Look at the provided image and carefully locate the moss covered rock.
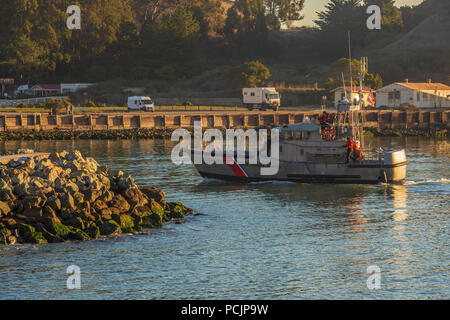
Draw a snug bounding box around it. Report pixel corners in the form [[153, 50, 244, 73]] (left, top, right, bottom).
[[164, 202, 188, 220], [117, 214, 134, 230], [51, 223, 73, 239], [40, 228, 64, 243], [65, 217, 85, 230], [150, 199, 164, 216], [18, 224, 48, 244], [100, 220, 122, 236], [85, 221, 100, 239], [140, 213, 163, 228], [69, 228, 90, 241]]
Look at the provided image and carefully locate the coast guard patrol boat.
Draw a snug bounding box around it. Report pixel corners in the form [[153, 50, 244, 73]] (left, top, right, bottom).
[[191, 117, 407, 184]]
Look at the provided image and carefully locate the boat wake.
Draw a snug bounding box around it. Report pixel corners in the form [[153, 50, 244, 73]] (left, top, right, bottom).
[[404, 178, 450, 186]]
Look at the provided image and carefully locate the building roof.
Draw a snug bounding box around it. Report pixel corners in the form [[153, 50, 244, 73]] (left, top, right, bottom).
[[30, 84, 61, 91], [394, 82, 450, 91], [276, 122, 319, 132], [331, 86, 374, 93]]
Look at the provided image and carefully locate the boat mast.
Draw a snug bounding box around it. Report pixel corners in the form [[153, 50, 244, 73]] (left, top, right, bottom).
[[348, 31, 353, 99], [341, 72, 347, 101], [347, 31, 356, 142], [359, 57, 367, 149]]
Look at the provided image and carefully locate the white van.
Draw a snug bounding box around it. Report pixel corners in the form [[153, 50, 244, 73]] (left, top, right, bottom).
[[127, 96, 155, 112]]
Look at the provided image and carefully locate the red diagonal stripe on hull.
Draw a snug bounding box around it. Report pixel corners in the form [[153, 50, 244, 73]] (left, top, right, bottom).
[[223, 156, 247, 177]]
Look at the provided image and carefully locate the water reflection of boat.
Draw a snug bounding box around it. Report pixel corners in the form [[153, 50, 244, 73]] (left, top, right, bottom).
[[193, 180, 371, 205], [392, 185, 408, 226]]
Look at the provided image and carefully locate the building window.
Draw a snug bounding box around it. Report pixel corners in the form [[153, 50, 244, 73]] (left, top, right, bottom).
[[395, 91, 400, 99], [423, 93, 428, 101], [250, 92, 255, 97], [417, 92, 420, 101]]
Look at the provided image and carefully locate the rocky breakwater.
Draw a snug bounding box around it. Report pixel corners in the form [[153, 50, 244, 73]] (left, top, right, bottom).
[[0, 150, 193, 245]]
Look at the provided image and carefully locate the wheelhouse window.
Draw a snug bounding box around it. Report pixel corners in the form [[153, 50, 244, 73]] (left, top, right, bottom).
[[294, 131, 303, 140], [281, 131, 294, 140]]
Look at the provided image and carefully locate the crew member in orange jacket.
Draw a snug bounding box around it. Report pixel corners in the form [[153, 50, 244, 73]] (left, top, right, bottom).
[[353, 140, 363, 162], [345, 137, 355, 163]]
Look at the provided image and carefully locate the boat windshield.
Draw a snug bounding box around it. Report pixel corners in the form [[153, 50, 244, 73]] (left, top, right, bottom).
[[142, 100, 153, 104], [280, 130, 308, 140], [269, 94, 279, 99]]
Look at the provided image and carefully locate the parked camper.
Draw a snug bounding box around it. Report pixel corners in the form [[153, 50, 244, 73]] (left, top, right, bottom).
[[242, 87, 280, 111], [14, 85, 30, 97], [127, 96, 155, 112]]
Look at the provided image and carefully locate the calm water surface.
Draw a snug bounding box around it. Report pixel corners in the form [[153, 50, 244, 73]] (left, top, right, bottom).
[[0, 137, 448, 299]]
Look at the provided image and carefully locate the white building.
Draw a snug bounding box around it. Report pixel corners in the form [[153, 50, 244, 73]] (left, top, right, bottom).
[[60, 83, 94, 94], [376, 79, 450, 108], [331, 86, 375, 108], [29, 84, 61, 96]]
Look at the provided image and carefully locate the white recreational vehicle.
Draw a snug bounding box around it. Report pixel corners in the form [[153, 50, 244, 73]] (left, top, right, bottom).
[[242, 87, 280, 111], [127, 96, 155, 112]]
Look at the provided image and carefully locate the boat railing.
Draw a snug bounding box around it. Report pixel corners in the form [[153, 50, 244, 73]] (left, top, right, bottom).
[[360, 149, 384, 162]]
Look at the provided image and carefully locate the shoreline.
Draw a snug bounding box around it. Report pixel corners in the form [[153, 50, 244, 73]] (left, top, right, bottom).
[[0, 127, 447, 141]]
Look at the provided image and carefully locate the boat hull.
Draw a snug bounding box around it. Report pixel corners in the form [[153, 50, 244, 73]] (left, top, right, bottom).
[[191, 151, 407, 185]]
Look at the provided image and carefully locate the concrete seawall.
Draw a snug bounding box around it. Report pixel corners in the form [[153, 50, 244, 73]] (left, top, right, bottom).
[[0, 110, 448, 131]]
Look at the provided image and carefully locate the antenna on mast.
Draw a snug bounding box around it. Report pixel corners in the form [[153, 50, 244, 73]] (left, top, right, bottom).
[[342, 72, 347, 101], [348, 31, 352, 103]]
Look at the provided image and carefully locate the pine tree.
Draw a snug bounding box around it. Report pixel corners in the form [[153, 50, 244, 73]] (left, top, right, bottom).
[[314, 0, 366, 60]]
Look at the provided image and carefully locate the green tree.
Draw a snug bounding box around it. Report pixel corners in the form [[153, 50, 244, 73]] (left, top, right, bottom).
[[140, 7, 203, 78], [265, 0, 305, 29], [314, 0, 366, 60], [331, 58, 363, 83], [324, 77, 338, 90], [223, 1, 269, 58], [6, 34, 46, 70], [229, 61, 271, 87], [0, 0, 134, 80], [223, 6, 242, 43], [364, 73, 383, 90]]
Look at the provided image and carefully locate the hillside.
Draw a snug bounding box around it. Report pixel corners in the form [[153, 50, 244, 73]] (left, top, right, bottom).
[[367, 10, 450, 83], [384, 13, 450, 51]]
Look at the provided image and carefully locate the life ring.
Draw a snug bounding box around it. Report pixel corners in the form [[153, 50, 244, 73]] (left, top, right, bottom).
[[321, 127, 336, 141]]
